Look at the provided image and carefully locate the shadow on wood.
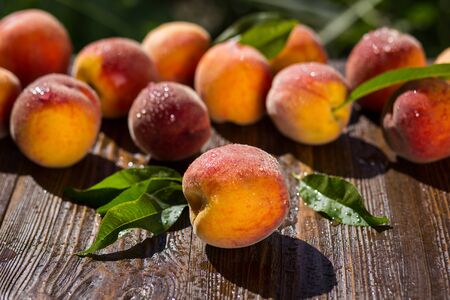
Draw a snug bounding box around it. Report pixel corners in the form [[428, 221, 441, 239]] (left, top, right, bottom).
[[0, 136, 120, 197], [206, 232, 336, 299], [88, 235, 167, 261]]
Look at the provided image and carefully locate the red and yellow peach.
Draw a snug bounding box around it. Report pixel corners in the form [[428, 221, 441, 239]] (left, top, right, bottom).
[[142, 22, 210, 85], [10, 74, 101, 168], [182, 144, 289, 248], [0, 68, 21, 138], [72, 37, 158, 118], [270, 24, 327, 73], [0, 9, 72, 86], [267, 62, 351, 145], [195, 41, 272, 125], [346, 27, 426, 112], [128, 81, 211, 161], [382, 78, 450, 163]]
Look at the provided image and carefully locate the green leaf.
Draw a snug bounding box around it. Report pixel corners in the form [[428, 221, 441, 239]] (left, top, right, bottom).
[[214, 12, 284, 44], [77, 192, 187, 256], [296, 173, 389, 228], [239, 19, 298, 59], [64, 166, 181, 208], [336, 64, 450, 110], [96, 178, 182, 216], [213, 12, 297, 59]]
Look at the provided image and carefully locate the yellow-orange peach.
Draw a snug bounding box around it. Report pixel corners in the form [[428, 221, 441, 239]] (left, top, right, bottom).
[[435, 47, 450, 64], [270, 24, 327, 73], [72, 38, 158, 118], [0, 68, 21, 138], [346, 27, 426, 112], [10, 74, 101, 168], [142, 22, 210, 85], [128, 82, 211, 161], [182, 144, 289, 248], [382, 78, 450, 163], [195, 41, 272, 125], [267, 62, 351, 145], [0, 9, 72, 86]]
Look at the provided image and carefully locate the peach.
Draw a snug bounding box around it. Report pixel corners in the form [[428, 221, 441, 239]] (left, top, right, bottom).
[[266, 62, 351, 145], [195, 41, 272, 125], [270, 24, 327, 73], [10, 74, 101, 168], [72, 38, 158, 118], [435, 47, 450, 64], [0, 68, 21, 138], [128, 81, 211, 161], [382, 78, 450, 163], [0, 9, 72, 86], [182, 144, 289, 248], [142, 22, 210, 85], [346, 27, 426, 112]]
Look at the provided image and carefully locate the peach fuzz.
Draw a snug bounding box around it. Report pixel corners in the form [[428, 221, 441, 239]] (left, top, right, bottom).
[[267, 62, 351, 145], [0, 9, 72, 86], [182, 144, 289, 248], [346, 27, 426, 112], [270, 24, 327, 73], [10, 74, 101, 168], [195, 41, 272, 125], [0, 68, 21, 138], [128, 82, 211, 161], [72, 38, 158, 118], [142, 22, 210, 85], [382, 78, 450, 163]]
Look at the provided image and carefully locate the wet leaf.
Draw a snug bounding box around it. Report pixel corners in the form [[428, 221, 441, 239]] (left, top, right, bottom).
[[296, 173, 389, 228], [336, 64, 450, 110], [64, 166, 181, 208], [77, 192, 187, 256]]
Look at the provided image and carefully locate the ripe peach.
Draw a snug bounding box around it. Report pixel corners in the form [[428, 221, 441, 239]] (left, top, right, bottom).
[[0, 9, 72, 86], [10, 74, 101, 168], [346, 27, 426, 112], [182, 144, 289, 248], [267, 62, 351, 145], [195, 41, 272, 125], [128, 81, 211, 161], [382, 78, 450, 163], [435, 47, 450, 64], [0, 68, 21, 138], [142, 22, 210, 85], [72, 38, 158, 118], [270, 24, 327, 73]]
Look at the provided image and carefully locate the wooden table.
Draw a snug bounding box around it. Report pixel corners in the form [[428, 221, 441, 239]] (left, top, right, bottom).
[[0, 62, 448, 299]]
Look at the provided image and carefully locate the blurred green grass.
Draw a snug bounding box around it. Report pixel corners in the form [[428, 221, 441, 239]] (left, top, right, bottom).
[[1, 0, 448, 57]]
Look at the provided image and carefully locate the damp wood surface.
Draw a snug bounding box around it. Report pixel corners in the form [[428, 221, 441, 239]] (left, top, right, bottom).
[[0, 61, 449, 299]]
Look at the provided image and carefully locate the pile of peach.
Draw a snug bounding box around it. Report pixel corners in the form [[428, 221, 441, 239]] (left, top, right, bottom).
[[0, 8, 449, 248], [1, 9, 449, 168]]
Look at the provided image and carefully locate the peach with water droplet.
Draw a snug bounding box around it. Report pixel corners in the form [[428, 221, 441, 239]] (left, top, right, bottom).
[[0, 9, 72, 86], [128, 81, 211, 161], [72, 38, 158, 118], [382, 78, 450, 163], [346, 27, 426, 112], [142, 22, 210, 85], [182, 144, 289, 248], [195, 41, 272, 125], [10, 74, 101, 168], [267, 62, 351, 145]]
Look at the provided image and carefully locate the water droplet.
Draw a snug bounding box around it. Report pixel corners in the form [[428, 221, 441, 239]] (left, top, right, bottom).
[[310, 71, 317, 77], [136, 112, 142, 119]]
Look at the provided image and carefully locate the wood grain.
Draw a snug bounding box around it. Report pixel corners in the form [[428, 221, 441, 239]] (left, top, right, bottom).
[[0, 62, 449, 299]]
